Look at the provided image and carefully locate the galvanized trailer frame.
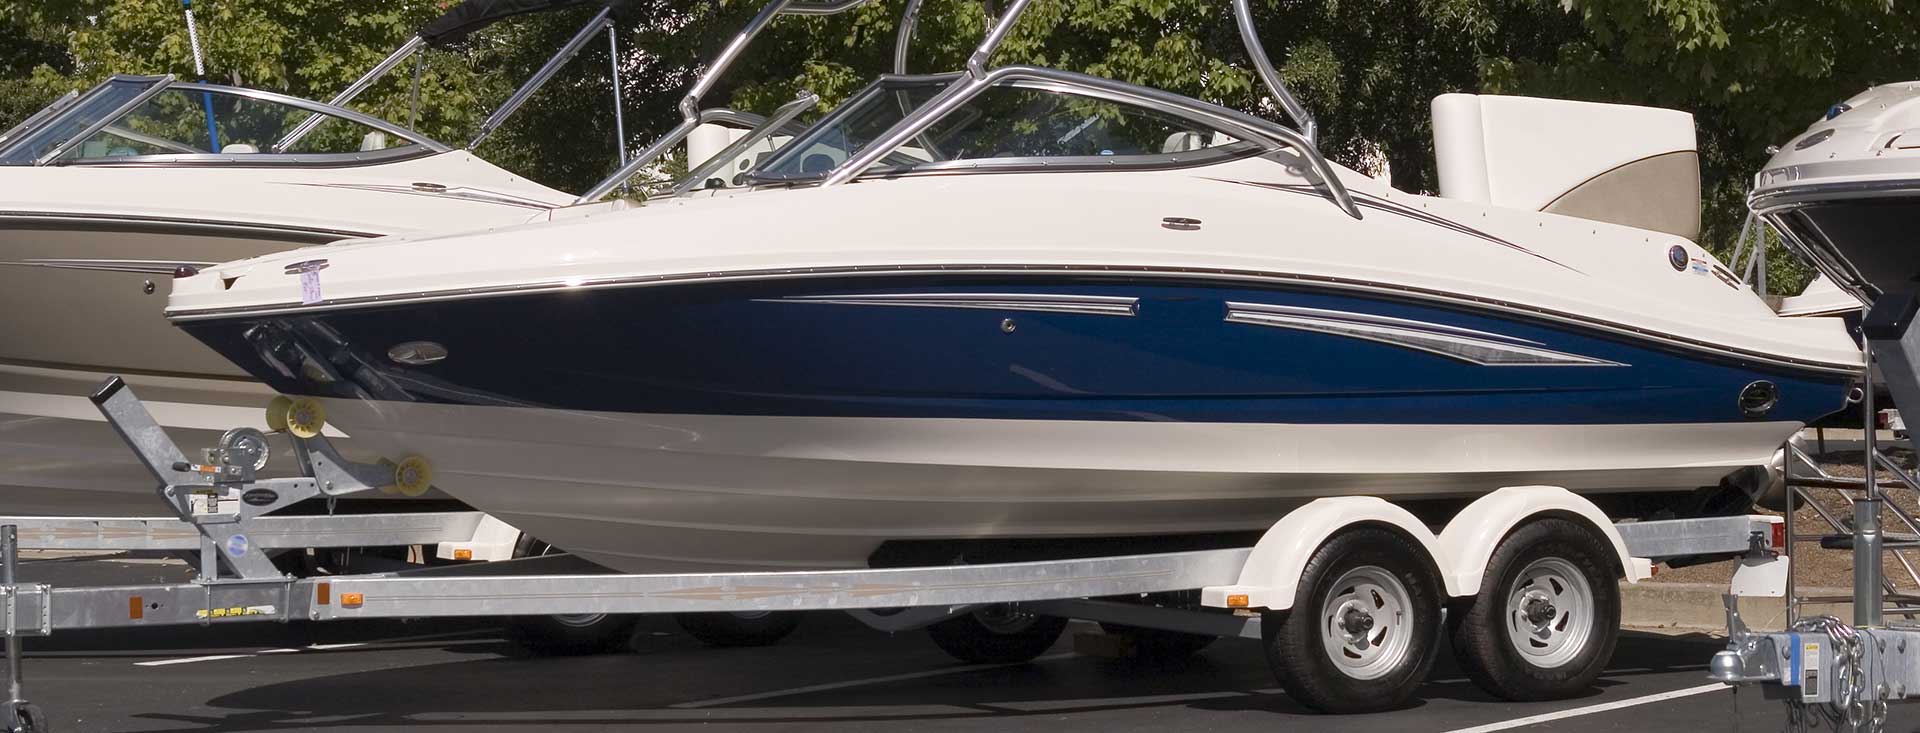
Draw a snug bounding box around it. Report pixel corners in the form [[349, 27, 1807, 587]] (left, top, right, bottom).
[[0, 378, 1786, 731]]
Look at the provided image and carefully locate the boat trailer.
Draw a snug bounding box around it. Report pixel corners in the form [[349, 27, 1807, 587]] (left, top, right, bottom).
[[0, 377, 1805, 731]]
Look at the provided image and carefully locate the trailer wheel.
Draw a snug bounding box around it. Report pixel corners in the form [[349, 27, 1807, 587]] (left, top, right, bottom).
[[503, 535, 639, 655], [926, 604, 1068, 663], [676, 611, 802, 647], [1449, 517, 1620, 701], [1263, 526, 1442, 713]]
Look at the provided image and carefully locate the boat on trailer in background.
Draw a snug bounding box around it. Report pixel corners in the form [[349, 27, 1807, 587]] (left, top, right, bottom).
[[0, 0, 652, 515]]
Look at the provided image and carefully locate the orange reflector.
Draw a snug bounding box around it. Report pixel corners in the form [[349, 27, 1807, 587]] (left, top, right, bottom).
[[129, 596, 144, 620], [1226, 594, 1249, 608], [341, 592, 364, 608], [316, 582, 331, 605], [453, 548, 473, 561]]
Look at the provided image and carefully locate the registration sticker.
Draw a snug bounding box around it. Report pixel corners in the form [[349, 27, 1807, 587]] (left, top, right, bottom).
[[299, 270, 322, 304]]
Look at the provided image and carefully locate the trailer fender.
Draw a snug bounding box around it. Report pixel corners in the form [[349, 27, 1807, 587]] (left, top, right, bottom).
[[1200, 496, 1451, 611], [1435, 485, 1650, 597]]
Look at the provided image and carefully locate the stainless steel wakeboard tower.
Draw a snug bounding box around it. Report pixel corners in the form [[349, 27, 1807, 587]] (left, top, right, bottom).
[[576, 0, 1358, 219], [274, 0, 637, 156]]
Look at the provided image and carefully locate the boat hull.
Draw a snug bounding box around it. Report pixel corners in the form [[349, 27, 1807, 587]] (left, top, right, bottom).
[[320, 400, 1806, 572], [178, 274, 1857, 571]]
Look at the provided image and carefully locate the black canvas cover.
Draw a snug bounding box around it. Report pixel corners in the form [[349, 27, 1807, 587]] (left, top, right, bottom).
[[419, 0, 588, 47]]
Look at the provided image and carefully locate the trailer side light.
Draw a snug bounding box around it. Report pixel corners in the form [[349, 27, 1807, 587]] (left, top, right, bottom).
[[453, 548, 473, 561], [1772, 521, 1787, 551], [129, 596, 143, 620], [316, 582, 331, 605], [341, 593, 364, 608], [1226, 594, 1249, 608]]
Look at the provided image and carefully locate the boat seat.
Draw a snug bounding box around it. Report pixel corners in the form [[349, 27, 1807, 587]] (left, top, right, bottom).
[[222, 143, 258, 154], [1432, 93, 1701, 241]]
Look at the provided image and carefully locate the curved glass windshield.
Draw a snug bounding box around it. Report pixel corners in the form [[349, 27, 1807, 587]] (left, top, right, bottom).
[[59, 87, 418, 160], [752, 79, 1243, 182], [0, 77, 162, 165]]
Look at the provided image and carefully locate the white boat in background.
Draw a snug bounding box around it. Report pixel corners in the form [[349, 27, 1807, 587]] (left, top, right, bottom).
[[0, 0, 647, 514], [166, 0, 1859, 574], [1754, 82, 1920, 304]]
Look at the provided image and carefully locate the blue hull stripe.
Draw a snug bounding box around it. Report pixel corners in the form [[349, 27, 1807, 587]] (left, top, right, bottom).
[[181, 276, 1854, 425]]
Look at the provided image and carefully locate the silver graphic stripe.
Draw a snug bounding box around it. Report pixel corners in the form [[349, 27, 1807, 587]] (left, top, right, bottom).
[[765, 293, 1138, 316], [1224, 302, 1624, 367]]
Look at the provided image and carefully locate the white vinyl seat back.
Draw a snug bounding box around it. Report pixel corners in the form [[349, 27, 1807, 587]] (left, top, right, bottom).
[[221, 143, 258, 154], [1432, 93, 1701, 241]]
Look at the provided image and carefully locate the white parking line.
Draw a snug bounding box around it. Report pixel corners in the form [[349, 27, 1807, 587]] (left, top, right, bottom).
[[1443, 682, 1727, 733], [132, 629, 491, 667], [670, 652, 1080, 709]]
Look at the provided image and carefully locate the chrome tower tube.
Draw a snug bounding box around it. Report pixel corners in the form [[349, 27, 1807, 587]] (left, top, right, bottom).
[[608, 26, 628, 163], [1230, 0, 1316, 145], [470, 5, 617, 149], [275, 35, 428, 152]]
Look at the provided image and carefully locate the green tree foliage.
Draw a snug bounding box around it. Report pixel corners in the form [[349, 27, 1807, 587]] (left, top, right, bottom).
[[1, 0, 1914, 285]]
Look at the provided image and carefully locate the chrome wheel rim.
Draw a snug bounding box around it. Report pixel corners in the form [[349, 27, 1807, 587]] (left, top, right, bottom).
[[1319, 565, 1413, 680], [1504, 557, 1594, 668]]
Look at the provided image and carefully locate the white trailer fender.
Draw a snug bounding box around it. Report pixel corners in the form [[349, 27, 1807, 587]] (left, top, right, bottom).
[[1200, 496, 1454, 611], [1435, 485, 1651, 596]]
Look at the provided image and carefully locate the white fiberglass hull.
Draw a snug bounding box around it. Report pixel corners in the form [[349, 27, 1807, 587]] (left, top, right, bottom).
[[324, 399, 1802, 573]]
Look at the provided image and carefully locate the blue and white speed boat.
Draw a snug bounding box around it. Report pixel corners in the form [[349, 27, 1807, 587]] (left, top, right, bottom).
[[161, 0, 1861, 573]]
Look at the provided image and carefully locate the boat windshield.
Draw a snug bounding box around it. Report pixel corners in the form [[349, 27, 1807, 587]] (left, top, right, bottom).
[[0, 76, 435, 166], [0, 77, 164, 165], [751, 77, 1246, 182]]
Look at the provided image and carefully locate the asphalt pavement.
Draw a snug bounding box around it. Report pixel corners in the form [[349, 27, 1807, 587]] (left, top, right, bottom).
[[12, 555, 1912, 732]]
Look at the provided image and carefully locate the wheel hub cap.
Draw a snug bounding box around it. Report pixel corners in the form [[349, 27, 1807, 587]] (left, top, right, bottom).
[[1319, 565, 1414, 681], [1504, 557, 1596, 669]]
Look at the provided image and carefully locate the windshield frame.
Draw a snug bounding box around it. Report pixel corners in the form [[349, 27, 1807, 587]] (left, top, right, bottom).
[[0, 74, 176, 165], [3, 75, 451, 168], [745, 72, 1269, 185]]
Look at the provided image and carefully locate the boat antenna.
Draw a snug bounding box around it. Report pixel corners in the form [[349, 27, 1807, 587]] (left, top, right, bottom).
[[180, 0, 221, 153], [1230, 0, 1316, 145]]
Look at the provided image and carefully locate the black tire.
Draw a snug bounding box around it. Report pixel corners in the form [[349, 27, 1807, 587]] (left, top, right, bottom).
[[1449, 517, 1621, 701], [502, 535, 639, 655], [505, 612, 641, 656], [5, 702, 45, 733], [676, 611, 802, 647], [1263, 526, 1443, 714], [926, 605, 1068, 664]]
